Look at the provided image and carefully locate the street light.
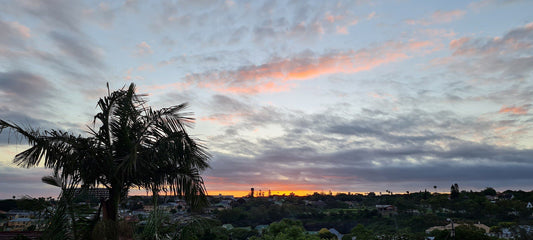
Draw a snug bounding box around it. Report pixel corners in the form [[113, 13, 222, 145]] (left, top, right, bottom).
[[447, 218, 455, 240]]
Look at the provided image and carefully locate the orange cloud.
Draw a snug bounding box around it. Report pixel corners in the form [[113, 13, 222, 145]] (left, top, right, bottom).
[[185, 40, 435, 94], [499, 105, 528, 115]]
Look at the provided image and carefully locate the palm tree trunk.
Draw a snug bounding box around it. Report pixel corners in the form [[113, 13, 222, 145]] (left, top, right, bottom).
[[100, 186, 121, 240]]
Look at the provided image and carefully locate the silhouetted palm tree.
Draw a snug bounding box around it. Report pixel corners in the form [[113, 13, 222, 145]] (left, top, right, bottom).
[[0, 83, 210, 239]]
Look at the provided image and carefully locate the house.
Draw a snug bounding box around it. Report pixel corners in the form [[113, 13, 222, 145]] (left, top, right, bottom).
[[6, 218, 34, 231], [489, 225, 533, 239], [376, 205, 397, 217], [499, 193, 514, 200], [213, 201, 231, 210], [0, 231, 43, 240], [6, 210, 35, 220], [485, 195, 498, 202]]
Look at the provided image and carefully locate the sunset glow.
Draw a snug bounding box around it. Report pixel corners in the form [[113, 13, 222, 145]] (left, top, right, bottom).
[[2, 0, 533, 199]]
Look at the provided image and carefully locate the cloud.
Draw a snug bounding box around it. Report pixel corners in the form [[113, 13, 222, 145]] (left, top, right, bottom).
[[252, 17, 326, 43], [0, 19, 31, 48], [203, 104, 533, 192], [135, 41, 153, 56], [0, 107, 80, 145], [499, 105, 529, 115], [250, 2, 367, 44], [469, 0, 525, 10], [228, 26, 249, 44], [0, 71, 55, 108], [406, 9, 466, 26], [49, 31, 104, 68], [336, 26, 349, 34], [450, 22, 533, 56], [324, 12, 344, 23], [432, 10, 466, 23], [8, 0, 84, 33], [199, 95, 253, 125], [367, 11, 376, 20], [184, 40, 435, 94], [0, 161, 59, 198], [83, 2, 117, 28], [0, 20, 31, 38], [440, 22, 533, 82]]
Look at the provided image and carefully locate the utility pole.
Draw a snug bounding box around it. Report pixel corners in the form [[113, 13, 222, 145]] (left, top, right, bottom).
[[447, 218, 455, 240]]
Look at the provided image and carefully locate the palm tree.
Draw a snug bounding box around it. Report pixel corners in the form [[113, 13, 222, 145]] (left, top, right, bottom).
[[0, 83, 210, 239]]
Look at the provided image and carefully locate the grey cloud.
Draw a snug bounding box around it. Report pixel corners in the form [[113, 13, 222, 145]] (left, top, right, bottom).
[[0, 108, 82, 145], [204, 102, 533, 192], [447, 23, 533, 81], [208, 139, 533, 192], [9, 0, 83, 33], [228, 26, 249, 44], [123, 0, 140, 12], [49, 31, 104, 69], [0, 18, 30, 48], [0, 71, 54, 107], [209, 95, 252, 113], [155, 91, 199, 108], [85, 2, 117, 28], [0, 165, 59, 199]]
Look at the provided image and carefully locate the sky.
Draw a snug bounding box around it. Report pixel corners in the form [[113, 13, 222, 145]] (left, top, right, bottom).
[[1, 0, 533, 199]]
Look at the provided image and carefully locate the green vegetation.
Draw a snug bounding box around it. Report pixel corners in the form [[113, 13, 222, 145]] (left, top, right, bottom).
[[0, 83, 210, 240], [211, 188, 533, 239], [2, 187, 533, 239]]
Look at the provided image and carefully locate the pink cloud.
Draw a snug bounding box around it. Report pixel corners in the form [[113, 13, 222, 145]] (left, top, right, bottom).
[[200, 113, 248, 125], [499, 105, 528, 115], [184, 40, 436, 94], [8, 21, 31, 38], [367, 11, 376, 20], [450, 22, 533, 56], [324, 12, 344, 23], [336, 26, 349, 34], [136, 63, 155, 71], [135, 41, 153, 56]]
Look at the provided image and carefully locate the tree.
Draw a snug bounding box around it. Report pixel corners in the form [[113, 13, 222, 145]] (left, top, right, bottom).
[[342, 224, 375, 240], [318, 228, 336, 240], [431, 225, 494, 240], [250, 219, 320, 240], [0, 83, 210, 239], [450, 183, 460, 200], [481, 187, 497, 196]]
